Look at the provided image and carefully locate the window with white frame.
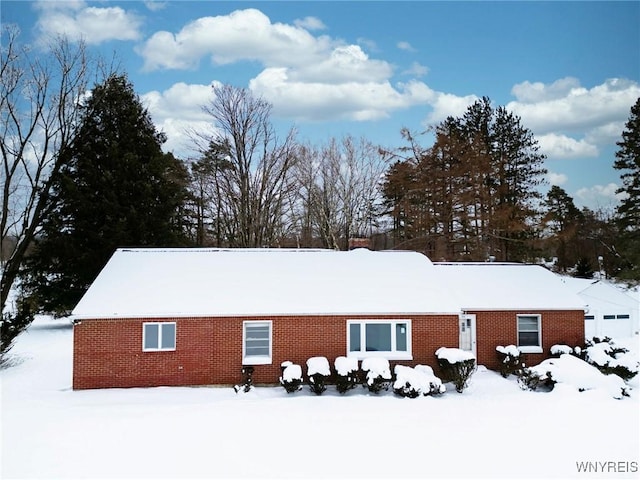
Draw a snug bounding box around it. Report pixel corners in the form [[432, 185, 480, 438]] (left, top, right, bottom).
[[517, 314, 541, 353], [143, 322, 176, 351], [347, 320, 411, 360], [242, 321, 272, 365]]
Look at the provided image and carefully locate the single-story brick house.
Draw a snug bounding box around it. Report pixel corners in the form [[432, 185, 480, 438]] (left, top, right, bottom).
[[72, 248, 586, 389]]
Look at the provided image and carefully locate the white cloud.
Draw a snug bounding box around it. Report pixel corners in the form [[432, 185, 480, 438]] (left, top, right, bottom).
[[136, 8, 334, 71], [511, 77, 581, 103], [144, 1, 168, 12], [289, 45, 392, 84], [547, 172, 568, 186], [537, 133, 599, 159], [397, 41, 416, 52], [249, 70, 432, 121], [357, 37, 378, 52], [293, 16, 326, 31], [137, 9, 438, 123], [402, 62, 429, 78], [34, 1, 141, 45], [424, 92, 480, 125], [575, 183, 626, 209], [141, 83, 218, 156], [507, 77, 640, 134]]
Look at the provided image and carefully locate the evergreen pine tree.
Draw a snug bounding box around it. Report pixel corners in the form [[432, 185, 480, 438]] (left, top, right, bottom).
[[613, 97, 640, 282], [21, 74, 190, 315], [542, 186, 584, 272]]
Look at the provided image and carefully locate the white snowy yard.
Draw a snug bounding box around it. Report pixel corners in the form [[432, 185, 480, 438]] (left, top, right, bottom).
[[2, 316, 639, 479]]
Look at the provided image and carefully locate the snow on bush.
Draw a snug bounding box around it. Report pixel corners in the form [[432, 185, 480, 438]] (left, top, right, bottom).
[[435, 347, 476, 393], [550, 344, 574, 356], [279, 361, 303, 393], [584, 339, 639, 381], [306, 356, 330, 395], [233, 366, 254, 393], [393, 364, 445, 398], [361, 357, 392, 394], [495, 345, 523, 378], [334, 356, 359, 394], [518, 354, 629, 399]]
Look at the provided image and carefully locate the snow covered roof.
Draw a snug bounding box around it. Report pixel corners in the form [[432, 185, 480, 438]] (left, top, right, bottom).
[[72, 248, 461, 319], [559, 277, 639, 311], [433, 263, 587, 311]]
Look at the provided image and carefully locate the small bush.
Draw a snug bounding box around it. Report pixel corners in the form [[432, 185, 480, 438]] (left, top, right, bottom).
[[361, 357, 392, 394], [549, 344, 573, 357], [306, 356, 330, 395], [435, 347, 476, 393], [334, 356, 359, 394], [583, 338, 638, 382], [495, 345, 524, 378], [518, 354, 629, 399], [393, 364, 445, 398], [279, 361, 303, 393], [234, 366, 254, 393]]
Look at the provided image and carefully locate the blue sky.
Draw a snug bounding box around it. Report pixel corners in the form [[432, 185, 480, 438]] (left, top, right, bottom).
[[3, 1, 639, 210]]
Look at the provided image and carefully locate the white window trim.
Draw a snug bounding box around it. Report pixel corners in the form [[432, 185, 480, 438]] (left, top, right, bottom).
[[516, 314, 542, 354], [242, 320, 272, 365], [142, 322, 176, 352], [346, 319, 412, 361]]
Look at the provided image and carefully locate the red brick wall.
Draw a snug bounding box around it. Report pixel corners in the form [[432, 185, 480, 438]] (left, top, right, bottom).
[[73, 315, 459, 389], [72, 310, 584, 389], [472, 310, 585, 370]]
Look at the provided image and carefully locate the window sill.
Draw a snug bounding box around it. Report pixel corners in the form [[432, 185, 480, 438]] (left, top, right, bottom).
[[518, 346, 543, 354], [347, 352, 413, 361], [242, 356, 272, 365], [143, 348, 176, 352]]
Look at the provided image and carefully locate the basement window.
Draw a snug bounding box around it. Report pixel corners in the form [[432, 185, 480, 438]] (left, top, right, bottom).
[[347, 319, 412, 360], [517, 315, 542, 354], [243, 321, 272, 365], [143, 322, 176, 351]]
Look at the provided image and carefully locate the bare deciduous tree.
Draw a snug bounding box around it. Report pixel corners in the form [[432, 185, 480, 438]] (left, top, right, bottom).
[[1, 26, 91, 321], [292, 136, 387, 250], [198, 84, 298, 247]]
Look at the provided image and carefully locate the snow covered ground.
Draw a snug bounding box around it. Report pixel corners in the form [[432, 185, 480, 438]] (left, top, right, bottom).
[[2, 316, 639, 479]]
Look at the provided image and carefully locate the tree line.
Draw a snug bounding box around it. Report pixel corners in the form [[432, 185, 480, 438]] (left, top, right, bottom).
[[2, 30, 639, 358]]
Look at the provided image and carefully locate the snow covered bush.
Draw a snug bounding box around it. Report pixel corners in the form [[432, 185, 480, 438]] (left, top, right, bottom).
[[518, 354, 629, 399], [279, 361, 303, 393], [233, 366, 254, 393], [361, 357, 392, 394], [306, 356, 331, 395], [495, 345, 523, 378], [334, 356, 359, 394], [435, 347, 476, 393], [583, 338, 639, 382], [550, 344, 574, 357], [393, 364, 445, 398]]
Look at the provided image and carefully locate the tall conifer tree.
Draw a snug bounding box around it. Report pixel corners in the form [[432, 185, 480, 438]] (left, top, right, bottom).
[[614, 97, 640, 281], [22, 74, 189, 315]]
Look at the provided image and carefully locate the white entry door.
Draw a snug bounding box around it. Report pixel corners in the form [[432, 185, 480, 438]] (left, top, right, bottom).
[[459, 314, 477, 357]]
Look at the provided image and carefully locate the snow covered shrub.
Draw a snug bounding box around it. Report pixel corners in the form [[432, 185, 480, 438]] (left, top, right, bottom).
[[435, 347, 476, 393], [307, 356, 331, 395], [361, 357, 392, 394], [518, 354, 629, 399], [583, 338, 639, 382], [279, 361, 303, 393], [234, 366, 254, 393], [334, 356, 359, 394], [550, 344, 574, 357], [393, 364, 445, 398], [495, 345, 523, 378]]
